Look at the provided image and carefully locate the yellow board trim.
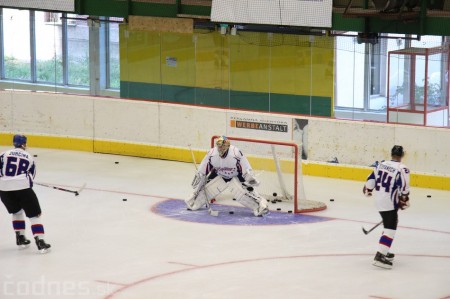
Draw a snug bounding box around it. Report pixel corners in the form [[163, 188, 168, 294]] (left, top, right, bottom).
[[1, 133, 448, 191]]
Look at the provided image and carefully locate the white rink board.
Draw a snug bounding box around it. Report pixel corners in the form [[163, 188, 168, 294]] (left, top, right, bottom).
[[1, 92, 94, 138], [94, 98, 160, 143], [0, 90, 449, 176], [159, 105, 226, 149], [307, 119, 396, 165], [0, 90, 13, 131]]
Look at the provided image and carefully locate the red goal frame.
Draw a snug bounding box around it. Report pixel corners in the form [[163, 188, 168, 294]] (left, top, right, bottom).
[[211, 135, 326, 213]]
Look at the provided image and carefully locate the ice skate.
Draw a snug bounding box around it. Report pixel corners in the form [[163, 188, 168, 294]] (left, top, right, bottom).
[[16, 231, 30, 249], [35, 236, 51, 254], [386, 252, 395, 261], [373, 252, 393, 269]]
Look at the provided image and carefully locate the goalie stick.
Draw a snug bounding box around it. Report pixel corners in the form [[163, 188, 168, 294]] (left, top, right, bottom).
[[362, 220, 383, 235], [188, 144, 219, 217], [36, 182, 86, 197]]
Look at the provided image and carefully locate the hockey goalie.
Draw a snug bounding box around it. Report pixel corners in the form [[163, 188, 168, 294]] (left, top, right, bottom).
[[185, 136, 269, 217]]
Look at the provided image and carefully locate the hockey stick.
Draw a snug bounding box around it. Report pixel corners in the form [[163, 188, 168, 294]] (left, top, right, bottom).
[[362, 221, 383, 235], [35, 182, 86, 197], [188, 145, 219, 217]]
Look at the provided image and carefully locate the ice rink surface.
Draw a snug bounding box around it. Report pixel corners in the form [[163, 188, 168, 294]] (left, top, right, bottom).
[[1, 146, 449, 299]]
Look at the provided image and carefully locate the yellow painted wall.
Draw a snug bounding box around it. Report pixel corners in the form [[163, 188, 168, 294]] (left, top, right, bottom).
[[195, 31, 230, 90], [160, 33, 196, 86], [120, 28, 162, 83], [120, 25, 334, 99]]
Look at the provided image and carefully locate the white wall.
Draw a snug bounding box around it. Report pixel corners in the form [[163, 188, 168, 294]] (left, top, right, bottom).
[[1, 90, 449, 176]]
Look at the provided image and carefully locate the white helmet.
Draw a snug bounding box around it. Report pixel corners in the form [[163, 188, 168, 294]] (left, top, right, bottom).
[[216, 136, 230, 158]]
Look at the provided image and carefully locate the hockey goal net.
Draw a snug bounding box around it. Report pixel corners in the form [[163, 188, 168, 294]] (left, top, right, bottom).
[[211, 135, 327, 213]]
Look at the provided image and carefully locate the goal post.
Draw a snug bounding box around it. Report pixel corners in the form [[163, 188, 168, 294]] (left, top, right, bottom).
[[211, 135, 327, 213]]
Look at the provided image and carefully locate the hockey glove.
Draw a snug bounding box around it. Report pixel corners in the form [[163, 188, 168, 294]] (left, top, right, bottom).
[[399, 194, 410, 210], [363, 186, 373, 197]]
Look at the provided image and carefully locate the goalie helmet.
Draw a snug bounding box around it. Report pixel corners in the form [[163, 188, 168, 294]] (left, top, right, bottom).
[[391, 145, 404, 157], [216, 136, 230, 158], [13, 134, 27, 149]]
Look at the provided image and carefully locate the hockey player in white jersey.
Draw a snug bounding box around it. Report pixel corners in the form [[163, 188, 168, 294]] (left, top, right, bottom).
[[0, 134, 51, 253], [363, 145, 410, 269], [185, 136, 269, 217]]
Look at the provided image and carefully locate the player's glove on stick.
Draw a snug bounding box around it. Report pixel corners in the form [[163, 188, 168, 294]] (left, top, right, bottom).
[[399, 194, 410, 210], [363, 186, 373, 197]]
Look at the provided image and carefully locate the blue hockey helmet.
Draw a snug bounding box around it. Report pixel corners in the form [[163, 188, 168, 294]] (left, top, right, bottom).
[[13, 134, 27, 148], [391, 145, 404, 157]]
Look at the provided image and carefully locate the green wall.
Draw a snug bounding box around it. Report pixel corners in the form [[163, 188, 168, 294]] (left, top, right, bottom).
[[119, 26, 334, 116]]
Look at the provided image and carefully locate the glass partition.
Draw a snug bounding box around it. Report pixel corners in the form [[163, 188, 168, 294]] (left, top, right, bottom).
[[35, 11, 63, 85], [3, 9, 31, 81], [67, 14, 89, 86], [388, 47, 449, 126], [120, 28, 335, 117], [0, 7, 448, 128], [0, 9, 120, 95]]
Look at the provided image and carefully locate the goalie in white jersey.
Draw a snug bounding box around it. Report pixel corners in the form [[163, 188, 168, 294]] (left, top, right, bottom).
[[0, 134, 51, 253], [363, 145, 410, 269], [185, 136, 269, 217]]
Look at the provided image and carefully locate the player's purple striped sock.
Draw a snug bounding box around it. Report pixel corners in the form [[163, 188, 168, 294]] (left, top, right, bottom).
[[12, 211, 26, 234], [13, 220, 26, 230], [30, 216, 46, 239]]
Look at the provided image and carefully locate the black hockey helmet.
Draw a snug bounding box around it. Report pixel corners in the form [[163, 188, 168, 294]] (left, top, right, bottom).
[[13, 134, 27, 148], [391, 145, 404, 157]]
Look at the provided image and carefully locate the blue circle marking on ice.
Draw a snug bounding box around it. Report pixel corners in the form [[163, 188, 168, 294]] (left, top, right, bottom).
[[153, 199, 330, 225]]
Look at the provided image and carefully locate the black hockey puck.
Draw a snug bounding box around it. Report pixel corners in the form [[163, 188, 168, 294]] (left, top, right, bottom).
[[33, 155, 38, 157], [427, 195, 431, 198], [276, 208, 281, 211], [273, 192, 277, 197], [229, 211, 234, 214], [271, 200, 277, 204], [330, 199, 334, 202], [115, 161, 119, 164], [232, 198, 236, 201], [288, 210, 292, 213], [123, 198, 127, 201]]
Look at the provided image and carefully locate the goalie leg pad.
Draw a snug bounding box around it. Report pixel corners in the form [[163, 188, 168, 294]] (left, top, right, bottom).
[[228, 178, 269, 216], [185, 176, 228, 211], [204, 176, 229, 199], [185, 191, 207, 211]]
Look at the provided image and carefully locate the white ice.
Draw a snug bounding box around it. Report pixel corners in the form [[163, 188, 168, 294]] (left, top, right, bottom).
[[1, 146, 449, 299]]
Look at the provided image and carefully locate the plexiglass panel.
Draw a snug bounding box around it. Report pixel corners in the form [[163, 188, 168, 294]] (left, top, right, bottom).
[[3, 9, 31, 81], [35, 11, 63, 85], [67, 14, 89, 86]]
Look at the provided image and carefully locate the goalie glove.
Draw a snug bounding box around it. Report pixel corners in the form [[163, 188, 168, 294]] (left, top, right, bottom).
[[399, 194, 410, 210], [363, 186, 373, 197], [244, 169, 260, 187]]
